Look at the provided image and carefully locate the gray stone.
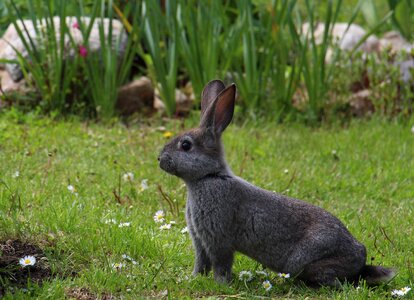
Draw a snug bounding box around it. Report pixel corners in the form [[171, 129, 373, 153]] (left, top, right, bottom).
[[0, 69, 27, 95], [379, 31, 412, 53], [301, 23, 379, 62], [154, 86, 195, 116]]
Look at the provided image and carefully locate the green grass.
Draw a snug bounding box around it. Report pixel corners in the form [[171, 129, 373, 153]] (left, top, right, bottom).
[[0, 111, 413, 299]]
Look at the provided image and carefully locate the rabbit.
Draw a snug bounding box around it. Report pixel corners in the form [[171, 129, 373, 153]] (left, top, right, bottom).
[[158, 80, 395, 287]]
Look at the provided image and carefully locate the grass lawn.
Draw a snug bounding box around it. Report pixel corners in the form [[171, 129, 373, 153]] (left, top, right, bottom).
[[0, 111, 413, 299]]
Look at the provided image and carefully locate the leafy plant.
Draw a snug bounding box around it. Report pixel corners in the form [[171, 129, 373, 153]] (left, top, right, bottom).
[[7, 0, 83, 113], [141, 0, 178, 116], [176, 0, 231, 104], [388, 0, 413, 40], [77, 0, 138, 119], [233, 0, 300, 120], [5, 0, 138, 118], [290, 0, 349, 121]]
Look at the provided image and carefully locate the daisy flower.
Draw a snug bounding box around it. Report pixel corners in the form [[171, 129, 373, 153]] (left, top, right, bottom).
[[12, 171, 20, 178], [160, 224, 171, 230], [118, 222, 131, 228], [104, 218, 117, 225], [140, 179, 149, 191], [284, 169, 289, 174], [111, 262, 124, 270], [391, 287, 411, 297], [67, 185, 76, 193], [255, 270, 268, 277], [181, 226, 189, 234], [262, 280, 272, 291], [277, 272, 290, 279], [153, 210, 165, 223], [19, 255, 36, 267], [239, 270, 253, 282], [123, 172, 134, 182], [122, 254, 138, 265]]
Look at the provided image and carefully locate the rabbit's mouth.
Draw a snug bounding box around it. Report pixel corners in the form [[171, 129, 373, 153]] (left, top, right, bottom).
[[158, 153, 177, 175]]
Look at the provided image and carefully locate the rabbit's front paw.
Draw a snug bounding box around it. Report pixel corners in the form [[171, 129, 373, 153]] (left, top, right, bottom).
[[193, 250, 212, 275], [213, 268, 232, 284], [193, 262, 212, 275]]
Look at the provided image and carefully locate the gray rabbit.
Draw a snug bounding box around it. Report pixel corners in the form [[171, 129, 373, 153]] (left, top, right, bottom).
[[158, 80, 395, 287]]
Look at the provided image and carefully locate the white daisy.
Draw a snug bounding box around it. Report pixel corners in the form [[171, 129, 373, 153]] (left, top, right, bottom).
[[67, 185, 76, 193], [104, 218, 117, 225], [391, 287, 411, 297], [118, 222, 131, 228], [181, 226, 189, 234], [160, 224, 171, 230], [169, 221, 176, 225], [277, 272, 290, 279], [19, 255, 36, 267], [239, 270, 253, 281], [122, 254, 138, 265], [153, 210, 165, 223], [284, 169, 289, 174], [255, 270, 268, 277], [122, 172, 134, 182], [12, 171, 20, 178], [140, 179, 149, 191], [262, 280, 272, 291], [111, 262, 124, 270]]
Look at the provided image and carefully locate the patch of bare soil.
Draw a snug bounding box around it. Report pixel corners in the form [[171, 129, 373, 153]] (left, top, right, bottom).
[[0, 239, 52, 296], [65, 287, 114, 300]]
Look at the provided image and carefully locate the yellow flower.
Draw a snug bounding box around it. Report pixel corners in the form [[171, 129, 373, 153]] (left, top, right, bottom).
[[163, 131, 173, 138]]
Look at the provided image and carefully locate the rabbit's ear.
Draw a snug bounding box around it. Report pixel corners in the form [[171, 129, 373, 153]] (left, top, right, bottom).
[[201, 80, 225, 118], [200, 83, 236, 135]]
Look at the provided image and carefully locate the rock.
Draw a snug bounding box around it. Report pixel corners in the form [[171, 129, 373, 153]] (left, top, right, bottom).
[[153, 93, 166, 112], [153, 86, 194, 116], [379, 31, 412, 53], [395, 59, 414, 84], [116, 77, 154, 116], [175, 88, 193, 116], [0, 17, 128, 82], [301, 23, 379, 62], [0, 69, 27, 94], [0, 69, 30, 109], [348, 89, 375, 117]]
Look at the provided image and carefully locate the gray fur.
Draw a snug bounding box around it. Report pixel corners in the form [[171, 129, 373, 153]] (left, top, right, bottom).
[[158, 80, 395, 287]]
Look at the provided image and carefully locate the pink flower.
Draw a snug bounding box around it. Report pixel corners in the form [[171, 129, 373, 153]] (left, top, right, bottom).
[[72, 21, 80, 29], [79, 45, 88, 57]]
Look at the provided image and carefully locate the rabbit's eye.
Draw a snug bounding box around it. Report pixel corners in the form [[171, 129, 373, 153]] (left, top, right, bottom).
[[181, 140, 192, 151]]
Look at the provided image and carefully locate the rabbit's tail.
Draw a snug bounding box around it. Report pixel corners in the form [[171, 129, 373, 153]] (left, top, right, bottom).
[[358, 265, 396, 285]]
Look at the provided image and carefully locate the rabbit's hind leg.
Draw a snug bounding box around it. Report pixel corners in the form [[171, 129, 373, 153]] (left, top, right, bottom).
[[299, 256, 364, 287]]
